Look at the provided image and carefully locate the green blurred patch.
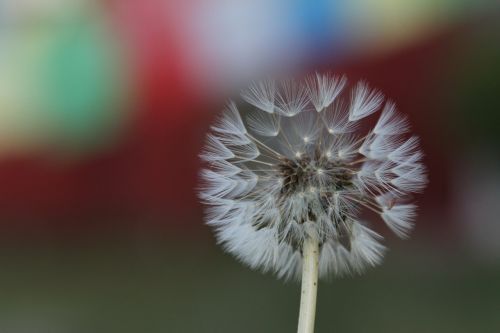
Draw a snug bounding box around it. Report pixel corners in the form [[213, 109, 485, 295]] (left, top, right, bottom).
[[36, 16, 130, 153], [0, 11, 131, 157], [444, 17, 500, 145]]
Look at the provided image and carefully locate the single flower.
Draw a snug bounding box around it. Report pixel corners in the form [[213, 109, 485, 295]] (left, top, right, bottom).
[[199, 73, 427, 332]]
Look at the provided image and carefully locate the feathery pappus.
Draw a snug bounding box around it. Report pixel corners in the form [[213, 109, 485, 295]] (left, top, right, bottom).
[[198, 73, 427, 280]]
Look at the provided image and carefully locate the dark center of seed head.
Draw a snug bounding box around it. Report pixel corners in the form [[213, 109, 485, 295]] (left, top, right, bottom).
[[275, 152, 355, 250], [277, 154, 354, 195]]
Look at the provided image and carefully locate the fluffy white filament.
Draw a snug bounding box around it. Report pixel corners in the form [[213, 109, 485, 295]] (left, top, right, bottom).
[[199, 73, 427, 280]]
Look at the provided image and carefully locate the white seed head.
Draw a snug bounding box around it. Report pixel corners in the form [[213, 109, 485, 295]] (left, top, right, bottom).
[[199, 73, 428, 280]]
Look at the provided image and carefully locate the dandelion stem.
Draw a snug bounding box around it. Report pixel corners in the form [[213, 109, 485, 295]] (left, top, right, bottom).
[[297, 236, 319, 333]]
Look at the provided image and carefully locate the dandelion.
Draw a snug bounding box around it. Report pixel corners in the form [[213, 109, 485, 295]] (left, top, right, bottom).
[[198, 73, 427, 333]]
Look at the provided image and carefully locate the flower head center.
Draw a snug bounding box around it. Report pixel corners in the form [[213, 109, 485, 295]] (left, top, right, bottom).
[[277, 153, 354, 197]]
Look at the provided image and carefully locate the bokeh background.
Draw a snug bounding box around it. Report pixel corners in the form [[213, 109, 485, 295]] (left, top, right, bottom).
[[0, 1, 499, 332]]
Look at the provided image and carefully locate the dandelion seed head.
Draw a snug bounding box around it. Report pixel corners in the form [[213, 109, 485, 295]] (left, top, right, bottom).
[[199, 73, 428, 280]]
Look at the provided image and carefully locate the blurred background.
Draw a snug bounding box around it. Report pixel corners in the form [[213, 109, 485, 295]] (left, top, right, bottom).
[[0, 0, 499, 332]]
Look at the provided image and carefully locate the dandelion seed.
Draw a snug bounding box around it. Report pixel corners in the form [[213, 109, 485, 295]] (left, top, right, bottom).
[[198, 73, 428, 333]]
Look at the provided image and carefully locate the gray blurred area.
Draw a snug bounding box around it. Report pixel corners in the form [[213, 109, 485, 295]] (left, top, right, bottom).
[[0, 235, 499, 333]]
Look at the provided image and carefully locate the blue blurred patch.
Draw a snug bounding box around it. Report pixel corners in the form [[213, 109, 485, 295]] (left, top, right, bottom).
[[292, 0, 348, 62]]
